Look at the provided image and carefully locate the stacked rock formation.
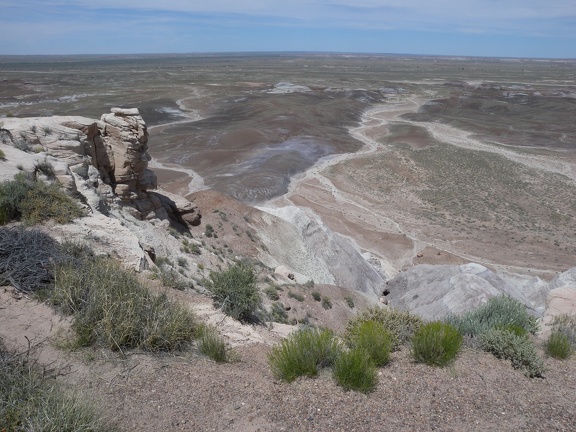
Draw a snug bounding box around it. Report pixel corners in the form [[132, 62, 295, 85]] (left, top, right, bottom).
[[0, 108, 200, 226]]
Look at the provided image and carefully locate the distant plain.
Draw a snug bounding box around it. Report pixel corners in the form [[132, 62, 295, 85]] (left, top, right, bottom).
[[1, 53, 575, 276]]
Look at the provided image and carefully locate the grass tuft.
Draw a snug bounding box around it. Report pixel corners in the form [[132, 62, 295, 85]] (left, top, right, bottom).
[[196, 324, 231, 363], [268, 328, 341, 382], [545, 331, 572, 360], [345, 320, 392, 367], [0, 343, 115, 431], [411, 321, 462, 367], [332, 348, 378, 394]]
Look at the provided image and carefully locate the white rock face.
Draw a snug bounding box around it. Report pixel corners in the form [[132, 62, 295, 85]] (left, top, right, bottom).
[[256, 206, 386, 300], [386, 263, 540, 320], [49, 214, 148, 271]]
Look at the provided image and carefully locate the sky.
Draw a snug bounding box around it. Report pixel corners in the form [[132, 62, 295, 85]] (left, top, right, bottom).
[[0, 1, 575, 58]]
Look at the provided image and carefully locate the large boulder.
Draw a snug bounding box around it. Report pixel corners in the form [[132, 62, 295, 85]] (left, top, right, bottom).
[[385, 263, 539, 320]]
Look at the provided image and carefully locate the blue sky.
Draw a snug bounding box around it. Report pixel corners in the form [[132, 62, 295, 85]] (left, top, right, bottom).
[[0, 1, 575, 58]]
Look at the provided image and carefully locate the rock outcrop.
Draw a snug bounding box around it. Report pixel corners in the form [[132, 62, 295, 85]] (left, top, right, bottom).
[[385, 263, 541, 320], [0, 108, 200, 227]]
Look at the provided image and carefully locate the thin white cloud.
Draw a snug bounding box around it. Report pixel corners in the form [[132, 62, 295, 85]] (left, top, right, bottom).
[[2, 0, 575, 35]]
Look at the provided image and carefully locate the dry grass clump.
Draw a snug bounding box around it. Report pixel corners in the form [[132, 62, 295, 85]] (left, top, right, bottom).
[[0, 343, 115, 431], [53, 257, 196, 352], [195, 324, 233, 363], [0, 227, 64, 293]]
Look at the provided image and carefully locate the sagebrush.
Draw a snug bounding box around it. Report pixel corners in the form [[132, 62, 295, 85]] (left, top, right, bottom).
[[447, 295, 538, 338], [0, 171, 84, 225], [480, 328, 544, 378]]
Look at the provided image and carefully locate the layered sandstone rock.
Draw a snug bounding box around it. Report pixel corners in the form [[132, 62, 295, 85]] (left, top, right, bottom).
[[0, 109, 200, 227]]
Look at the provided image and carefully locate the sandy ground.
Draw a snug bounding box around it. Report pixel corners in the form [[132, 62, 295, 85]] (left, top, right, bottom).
[[2, 287, 575, 432]]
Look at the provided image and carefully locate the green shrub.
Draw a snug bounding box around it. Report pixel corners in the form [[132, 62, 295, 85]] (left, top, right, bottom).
[[345, 296, 355, 308], [205, 224, 214, 237], [205, 262, 261, 321], [344, 307, 424, 350], [268, 301, 289, 324], [332, 348, 378, 394], [321, 296, 332, 310], [447, 296, 538, 338], [196, 324, 230, 363], [53, 258, 196, 351], [264, 285, 280, 300], [0, 149, 5, 160], [0, 343, 115, 431], [288, 290, 305, 302], [545, 331, 572, 360], [268, 328, 341, 382], [411, 321, 462, 367], [345, 320, 392, 366], [311, 291, 321, 301], [480, 328, 544, 377]]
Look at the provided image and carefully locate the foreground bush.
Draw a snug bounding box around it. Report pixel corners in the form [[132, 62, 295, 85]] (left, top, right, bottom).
[[345, 320, 392, 366], [0, 171, 84, 225], [205, 262, 261, 321], [447, 295, 538, 338], [480, 328, 544, 377], [268, 328, 341, 382], [344, 307, 424, 350], [545, 331, 572, 360], [333, 348, 378, 394], [0, 343, 115, 431], [412, 321, 463, 367], [53, 258, 196, 352]]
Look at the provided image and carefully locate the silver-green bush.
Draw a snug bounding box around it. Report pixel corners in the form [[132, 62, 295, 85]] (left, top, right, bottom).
[[447, 296, 538, 338], [480, 328, 544, 377]]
